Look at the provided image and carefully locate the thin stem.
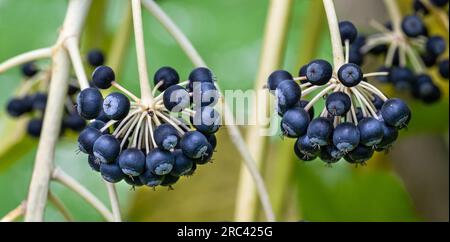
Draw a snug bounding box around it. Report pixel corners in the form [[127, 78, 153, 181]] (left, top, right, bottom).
[[383, 0, 402, 33], [363, 72, 389, 78], [155, 111, 185, 135], [65, 37, 90, 90], [0, 47, 52, 74], [385, 42, 398, 67], [112, 82, 141, 102], [52, 167, 114, 222], [131, 0, 153, 103], [304, 84, 336, 111], [323, 0, 345, 69], [359, 81, 389, 101], [345, 39, 350, 64], [104, 182, 121, 222], [352, 88, 378, 117], [47, 191, 74, 222], [147, 115, 157, 147], [301, 85, 325, 97], [1, 201, 26, 222]]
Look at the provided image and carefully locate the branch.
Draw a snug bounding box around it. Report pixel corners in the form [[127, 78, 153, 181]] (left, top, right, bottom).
[[142, 0, 276, 222], [104, 182, 122, 222], [24, 0, 92, 222], [131, 0, 153, 103], [48, 191, 74, 222], [322, 0, 345, 69], [0, 47, 52, 74], [65, 37, 90, 90], [1, 201, 26, 222], [52, 167, 114, 222]]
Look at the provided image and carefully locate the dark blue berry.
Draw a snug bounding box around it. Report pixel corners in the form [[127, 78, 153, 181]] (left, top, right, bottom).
[[414, 0, 429, 15], [92, 65, 115, 89], [100, 161, 124, 183], [389, 67, 415, 90], [338, 63, 363, 87], [31, 92, 47, 111], [276, 80, 301, 109], [375, 66, 390, 83], [430, 0, 449, 7], [63, 113, 86, 131], [358, 117, 384, 146], [96, 109, 111, 123], [88, 120, 106, 131], [163, 85, 190, 112], [193, 143, 213, 165], [93, 134, 121, 163], [6, 98, 30, 117], [339, 21, 358, 44], [306, 60, 333, 86], [346, 145, 374, 164], [21, 62, 39, 77], [160, 174, 180, 187], [333, 122, 360, 152], [171, 150, 194, 176], [78, 127, 102, 154], [278, 100, 314, 119], [320, 145, 344, 164], [355, 107, 364, 121], [154, 66, 180, 91], [154, 123, 180, 150], [205, 134, 217, 150], [139, 169, 164, 187], [193, 106, 221, 134], [326, 91, 351, 116], [381, 98, 411, 128], [27, 119, 43, 137], [280, 108, 310, 138], [401, 15, 426, 37], [88, 154, 101, 172], [413, 74, 441, 103], [180, 131, 210, 159], [307, 117, 333, 146], [371, 94, 384, 110], [124, 176, 143, 187], [267, 70, 293, 91], [118, 148, 146, 176], [438, 59, 449, 79], [146, 148, 175, 175], [375, 121, 399, 150], [295, 135, 320, 159], [87, 49, 105, 67], [77, 87, 103, 119], [103, 92, 130, 120], [426, 36, 446, 56], [189, 67, 214, 83], [192, 81, 219, 107], [349, 48, 364, 66]]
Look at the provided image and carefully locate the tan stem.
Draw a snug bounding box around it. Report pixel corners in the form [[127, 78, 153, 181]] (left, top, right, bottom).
[[323, 0, 345, 69]]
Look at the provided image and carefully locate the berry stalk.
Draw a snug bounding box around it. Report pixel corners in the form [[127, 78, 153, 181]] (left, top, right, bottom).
[[322, 0, 345, 70]]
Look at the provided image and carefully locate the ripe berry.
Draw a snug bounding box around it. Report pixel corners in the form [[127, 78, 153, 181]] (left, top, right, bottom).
[[124, 176, 143, 187], [306, 59, 333, 86], [401, 15, 426, 37], [205, 134, 217, 150], [332, 122, 360, 152], [381, 98, 411, 129], [21, 62, 39, 77], [371, 94, 384, 110], [170, 150, 194, 176], [307, 117, 333, 146], [294, 143, 316, 161], [389, 67, 415, 90], [280, 108, 310, 138], [139, 169, 164, 187], [27, 119, 43, 137], [346, 145, 374, 164], [154, 123, 180, 150], [180, 131, 210, 159], [92, 66, 115, 89], [154, 66, 180, 91], [267, 70, 293, 91], [339, 21, 358, 44], [295, 135, 320, 159], [189, 67, 214, 83], [31, 93, 47, 111], [100, 161, 125, 183], [374, 66, 390, 83], [193, 144, 213, 165], [6, 98, 30, 117], [376, 121, 399, 150], [275, 80, 301, 109], [63, 113, 86, 132], [413, 74, 441, 103], [426, 36, 446, 57], [77, 87, 103, 119], [160, 174, 180, 187], [163, 85, 190, 112], [103, 92, 130, 120], [87, 49, 105, 67], [358, 118, 384, 146], [146, 148, 175, 175], [320, 145, 344, 164], [93, 134, 121, 163], [278, 100, 314, 119], [192, 81, 219, 107], [430, 0, 449, 7], [413, 0, 429, 14], [338, 63, 363, 87], [88, 154, 101, 172], [193, 106, 221, 134], [326, 92, 351, 116], [78, 127, 102, 154], [96, 109, 111, 123], [438, 59, 449, 79], [118, 148, 146, 176], [88, 120, 106, 131]]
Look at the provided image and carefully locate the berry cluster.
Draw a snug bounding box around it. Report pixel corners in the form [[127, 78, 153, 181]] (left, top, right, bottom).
[[76, 66, 221, 189], [5, 50, 106, 137], [353, 0, 449, 104], [268, 21, 411, 166]]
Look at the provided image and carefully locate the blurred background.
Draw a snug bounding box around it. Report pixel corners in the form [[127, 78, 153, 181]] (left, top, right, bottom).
[[0, 0, 448, 222]]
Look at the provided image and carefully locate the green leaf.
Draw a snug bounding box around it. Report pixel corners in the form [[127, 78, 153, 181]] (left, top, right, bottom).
[[296, 162, 419, 222]]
